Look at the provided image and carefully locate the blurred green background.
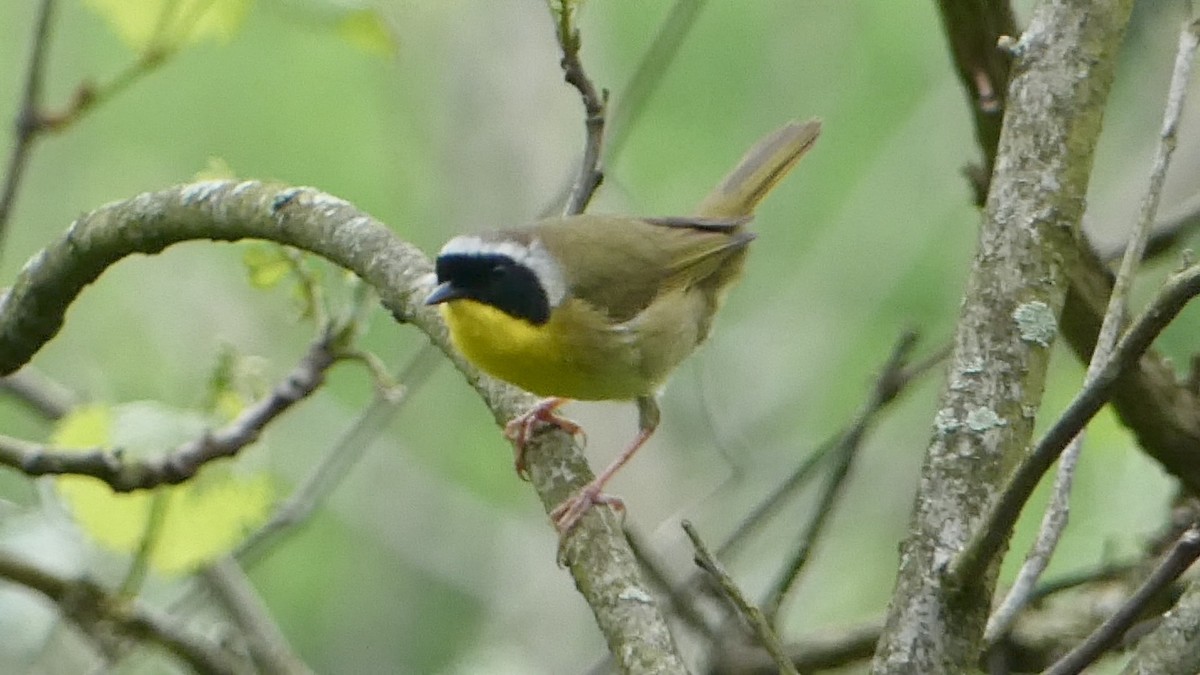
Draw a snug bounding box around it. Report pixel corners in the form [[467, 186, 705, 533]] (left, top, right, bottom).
[[0, 1, 1196, 673]]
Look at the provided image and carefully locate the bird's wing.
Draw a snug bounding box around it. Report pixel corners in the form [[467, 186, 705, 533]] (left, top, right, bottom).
[[533, 214, 753, 323]]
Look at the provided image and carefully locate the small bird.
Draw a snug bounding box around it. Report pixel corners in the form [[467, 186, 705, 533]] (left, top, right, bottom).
[[426, 119, 820, 536]]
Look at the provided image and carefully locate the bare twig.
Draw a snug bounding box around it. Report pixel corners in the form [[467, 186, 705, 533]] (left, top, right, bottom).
[[551, 1, 607, 215], [1119, 575, 1200, 675], [951, 263, 1200, 588], [932, 0, 1017, 203], [0, 367, 76, 420], [0, 550, 245, 674], [719, 336, 947, 562], [0, 327, 341, 490], [116, 490, 168, 599], [713, 619, 883, 674], [624, 525, 716, 639], [761, 332, 920, 623], [986, 13, 1200, 645], [201, 558, 313, 675], [0, 0, 57, 258], [1115, 190, 1200, 262], [683, 521, 798, 675], [1044, 524, 1200, 675], [233, 343, 440, 567]]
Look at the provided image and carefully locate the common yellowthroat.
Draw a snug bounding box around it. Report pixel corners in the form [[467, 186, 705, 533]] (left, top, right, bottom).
[[426, 119, 820, 536]]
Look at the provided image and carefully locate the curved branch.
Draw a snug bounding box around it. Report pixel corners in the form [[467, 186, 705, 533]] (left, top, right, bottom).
[[0, 180, 686, 673]]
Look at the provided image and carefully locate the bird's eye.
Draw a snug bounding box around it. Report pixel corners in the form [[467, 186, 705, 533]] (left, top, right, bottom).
[[491, 265, 507, 278]]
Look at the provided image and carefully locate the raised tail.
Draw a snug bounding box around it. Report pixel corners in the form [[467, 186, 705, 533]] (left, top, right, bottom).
[[693, 119, 821, 219]]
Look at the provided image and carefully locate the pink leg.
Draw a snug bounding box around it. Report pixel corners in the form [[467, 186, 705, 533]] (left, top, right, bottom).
[[551, 396, 661, 537], [549, 426, 653, 535], [505, 397, 584, 480]]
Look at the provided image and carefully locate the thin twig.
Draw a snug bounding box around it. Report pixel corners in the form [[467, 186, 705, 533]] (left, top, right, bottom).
[[0, 367, 76, 420], [0, 550, 244, 674], [0, 0, 57, 259], [624, 525, 716, 639], [683, 521, 799, 675], [552, 1, 607, 215], [713, 619, 883, 674], [201, 558, 313, 675], [1118, 575, 1200, 674], [1043, 523, 1200, 675], [950, 263, 1200, 588], [0, 329, 341, 490], [116, 490, 168, 599], [719, 336, 946, 562], [233, 343, 441, 567], [760, 333, 921, 623], [933, 0, 1018, 203], [985, 13, 1200, 645]]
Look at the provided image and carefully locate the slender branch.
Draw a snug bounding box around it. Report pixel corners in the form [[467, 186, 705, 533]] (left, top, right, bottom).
[[761, 332, 920, 622], [719, 336, 946, 562], [623, 525, 716, 639], [551, 2, 607, 215], [950, 263, 1200, 587], [0, 326, 341, 490], [932, 0, 1017, 203], [201, 559, 313, 675], [712, 619, 883, 674], [986, 14, 1200, 645], [683, 521, 798, 675], [0, 0, 58, 259], [1111, 190, 1200, 262], [1119, 576, 1200, 674], [1044, 524, 1200, 675], [0, 367, 76, 420], [874, 1, 1135, 669], [233, 344, 440, 567], [0, 550, 244, 674], [0, 180, 687, 673]]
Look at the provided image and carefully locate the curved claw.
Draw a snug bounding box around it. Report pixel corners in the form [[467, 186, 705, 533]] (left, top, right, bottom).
[[505, 398, 585, 480], [551, 483, 625, 536]]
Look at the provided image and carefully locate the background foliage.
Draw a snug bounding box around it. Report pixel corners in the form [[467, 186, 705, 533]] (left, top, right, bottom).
[[0, 1, 1195, 672]]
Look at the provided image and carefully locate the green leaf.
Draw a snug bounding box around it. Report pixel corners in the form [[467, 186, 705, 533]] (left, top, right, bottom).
[[242, 243, 293, 289], [52, 402, 273, 575], [85, 0, 253, 53], [336, 9, 398, 58]]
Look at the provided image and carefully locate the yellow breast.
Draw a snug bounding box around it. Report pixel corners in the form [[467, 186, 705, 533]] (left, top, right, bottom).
[[439, 299, 653, 401]]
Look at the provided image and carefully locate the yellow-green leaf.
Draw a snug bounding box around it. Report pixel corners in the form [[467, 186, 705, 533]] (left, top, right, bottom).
[[336, 9, 398, 58], [242, 243, 293, 289], [52, 402, 273, 575], [194, 156, 237, 181], [85, 0, 252, 53]]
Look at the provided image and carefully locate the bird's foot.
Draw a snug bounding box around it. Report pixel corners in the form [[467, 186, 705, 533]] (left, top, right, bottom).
[[550, 481, 625, 539], [505, 397, 585, 480]]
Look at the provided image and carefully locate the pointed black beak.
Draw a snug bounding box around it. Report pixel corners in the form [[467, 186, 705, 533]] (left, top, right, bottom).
[[425, 282, 464, 306]]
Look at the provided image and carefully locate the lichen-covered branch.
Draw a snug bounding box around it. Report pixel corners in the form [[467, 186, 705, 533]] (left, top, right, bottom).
[[935, 0, 1200, 497], [0, 180, 686, 674], [872, 1, 1134, 672]]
